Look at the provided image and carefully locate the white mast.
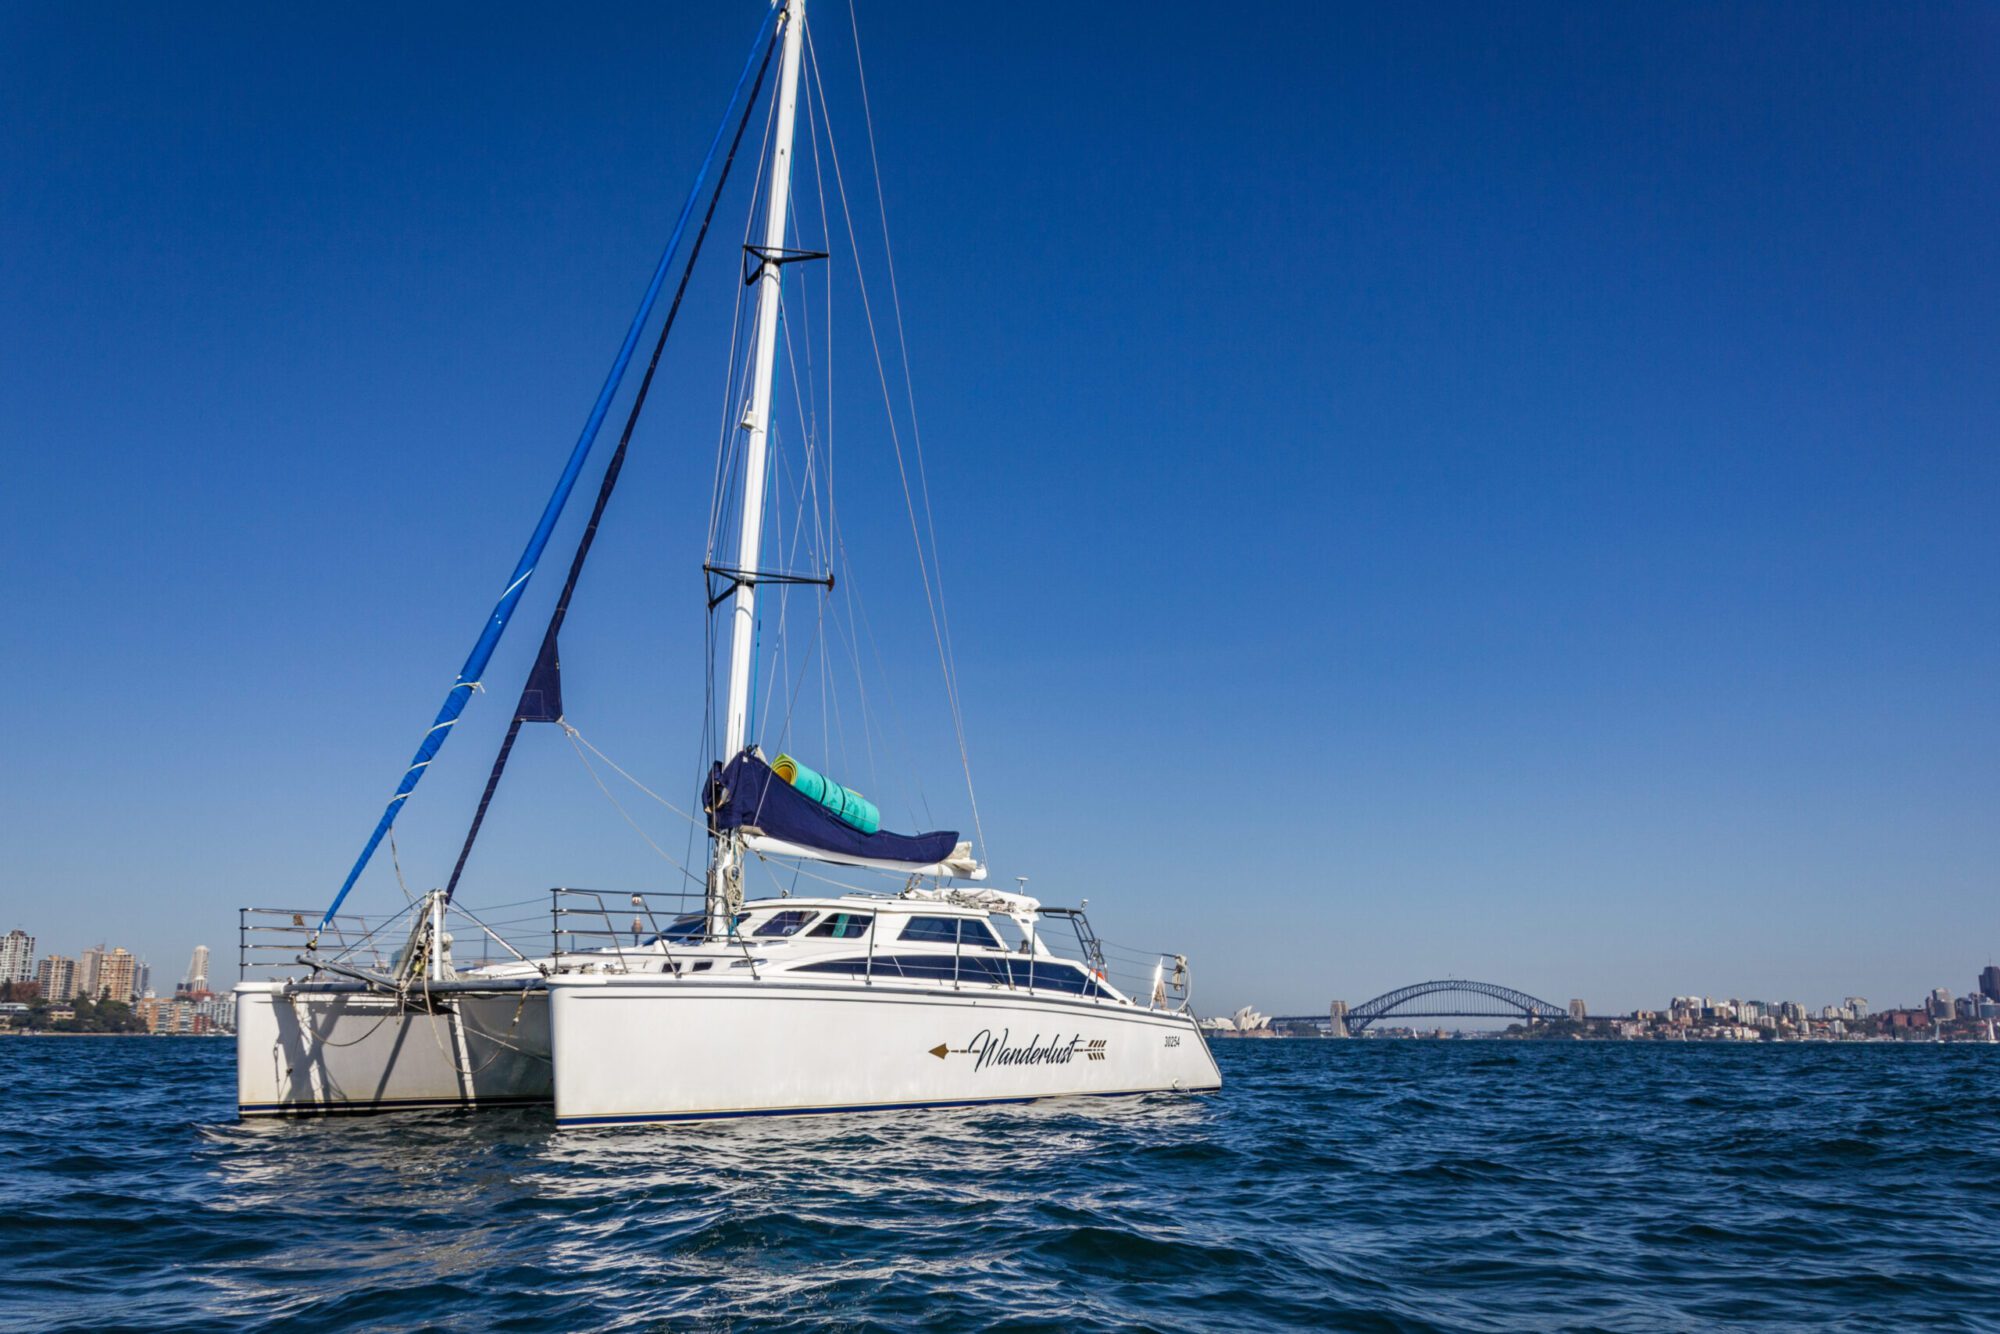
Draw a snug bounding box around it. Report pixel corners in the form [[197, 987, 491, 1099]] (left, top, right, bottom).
[[712, 0, 807, 929]]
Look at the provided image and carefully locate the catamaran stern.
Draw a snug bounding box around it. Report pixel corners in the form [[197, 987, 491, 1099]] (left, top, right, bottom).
[[234, 981, 552, 1117]]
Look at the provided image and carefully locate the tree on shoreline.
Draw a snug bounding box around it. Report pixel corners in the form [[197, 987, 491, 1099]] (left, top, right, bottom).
[[16, 994, 150, 1034]]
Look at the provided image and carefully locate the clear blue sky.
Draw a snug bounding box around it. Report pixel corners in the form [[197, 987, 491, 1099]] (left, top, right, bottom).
[[3, 2, 1994, 1016]]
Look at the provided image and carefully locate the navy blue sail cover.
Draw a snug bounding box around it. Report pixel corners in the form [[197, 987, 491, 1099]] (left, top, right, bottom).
[[706, 750, 960, 868]]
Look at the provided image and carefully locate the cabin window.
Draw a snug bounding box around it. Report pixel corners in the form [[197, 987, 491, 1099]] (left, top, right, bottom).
[[899, 915, 1003, 948], [998, 957, 1103, 997], [789, 954, 1102, 996], [652, 912, 746, 944], [793, 957, 870, 976], [1028, 961, 1100, 996], [754, 910, 818, 938], [954, 955, 1011, 986], [898, 916, 959, 944], [656, 914, 705, 943], [958, 919, 1003, 950], [807, 912, 873, 939]]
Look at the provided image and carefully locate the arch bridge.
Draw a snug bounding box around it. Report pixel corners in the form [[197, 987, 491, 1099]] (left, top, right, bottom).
[[1277, 979, 1571, 1034]]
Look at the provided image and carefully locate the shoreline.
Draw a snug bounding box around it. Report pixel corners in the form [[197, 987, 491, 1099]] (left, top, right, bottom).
[[0, 1031, 233, 1039]]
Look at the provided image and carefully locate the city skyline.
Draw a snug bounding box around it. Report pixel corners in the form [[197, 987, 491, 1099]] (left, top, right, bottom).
[[0, 930, 234, 1036], [0, 929, 220, 1006]]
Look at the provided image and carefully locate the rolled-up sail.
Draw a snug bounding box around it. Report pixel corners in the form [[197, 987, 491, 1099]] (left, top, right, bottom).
[[706, 750, 980, 878]]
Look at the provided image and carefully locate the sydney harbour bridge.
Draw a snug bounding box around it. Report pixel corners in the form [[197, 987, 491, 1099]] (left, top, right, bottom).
[[1271, 979, 1596, 1035]]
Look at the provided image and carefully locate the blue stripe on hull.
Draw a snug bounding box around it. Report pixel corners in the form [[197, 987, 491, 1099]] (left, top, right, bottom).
[[555, 1085, 1218, 1129]]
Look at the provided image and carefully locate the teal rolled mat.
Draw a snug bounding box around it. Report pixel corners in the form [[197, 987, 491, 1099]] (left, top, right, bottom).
[[772, 753, 882, 835]]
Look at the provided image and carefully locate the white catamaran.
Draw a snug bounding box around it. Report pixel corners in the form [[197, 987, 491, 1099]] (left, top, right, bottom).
[[235, 0, 1220, 1125]]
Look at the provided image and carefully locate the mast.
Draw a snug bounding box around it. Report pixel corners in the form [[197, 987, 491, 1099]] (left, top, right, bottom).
[[712, 0, 807, 930]]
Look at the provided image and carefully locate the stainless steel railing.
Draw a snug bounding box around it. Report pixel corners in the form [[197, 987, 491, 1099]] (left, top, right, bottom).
[[238, 906, 406, 980], [548, 887, 762, 978]]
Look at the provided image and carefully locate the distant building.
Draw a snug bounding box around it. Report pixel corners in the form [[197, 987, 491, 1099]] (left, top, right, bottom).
[[97, 948, 137, 1005], [0, 930, 34, 985], [1231, 1006, 1271, 1034], [198, 992, 236, 1032], [1981, 967, 2000, 1005], [1878, 1009, 1930, 1032], [1568, 998, 1587, 1021], [35, 955, 77, 1003], [1928, 987, 1955, 1020], [76, 945, 105, 1000], [138, 996, 225, 1035], [135, 960, 152, 999], [182, 945, 211, 997], [1844, 997, 1868, 1020]]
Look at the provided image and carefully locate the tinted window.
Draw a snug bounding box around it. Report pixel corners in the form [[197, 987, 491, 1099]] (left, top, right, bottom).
[[899, 915, 1002, 947], [794, 957, 871, 976], [790, 954, 1101, 995], [658, 914, 705, 943], [754, 910, 818, 938], [807, 912, 873, 939], [955, 954, 1011, 986], [1005, 957, 1101, 996], [899, 916, 961, 944], [652, 912, 745, 944]]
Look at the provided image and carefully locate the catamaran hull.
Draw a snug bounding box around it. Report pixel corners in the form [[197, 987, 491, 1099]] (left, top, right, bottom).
[[234, 982, 551, 1117], [546, 976, 1222, 1127]]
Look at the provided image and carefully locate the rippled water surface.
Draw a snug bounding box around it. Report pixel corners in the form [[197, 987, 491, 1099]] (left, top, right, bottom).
[[4, 1037, 1998, 1331]]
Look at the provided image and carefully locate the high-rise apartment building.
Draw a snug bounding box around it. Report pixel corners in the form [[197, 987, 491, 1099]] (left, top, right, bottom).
[[182, 945, 211, 996], [97, 948, 137, 1005], [1982, 967, 2000, 1005], [35, 955, 77, 1003], [77, 945, 105, 999], [0, 930, 35, 984]]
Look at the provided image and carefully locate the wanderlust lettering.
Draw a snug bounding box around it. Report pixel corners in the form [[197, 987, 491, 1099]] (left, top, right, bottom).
[[966, 1028, 1085, 1072]]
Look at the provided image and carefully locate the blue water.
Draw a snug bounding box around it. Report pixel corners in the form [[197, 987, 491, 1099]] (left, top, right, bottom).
[[3, 1038, 1997, 1332]]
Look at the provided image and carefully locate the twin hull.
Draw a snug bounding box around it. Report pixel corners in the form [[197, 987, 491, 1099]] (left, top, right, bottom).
[[547, 976, 1223, 1126], [235, 979, 1222, 1124], [234, 983, 551, 1116]]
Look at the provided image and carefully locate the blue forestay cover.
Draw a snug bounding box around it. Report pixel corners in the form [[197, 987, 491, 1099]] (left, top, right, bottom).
[[314, 4, 781, 936], [706, 751, 960, 869]]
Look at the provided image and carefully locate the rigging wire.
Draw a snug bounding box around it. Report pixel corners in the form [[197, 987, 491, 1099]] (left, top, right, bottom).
[[387, 831, 417, 906], [823, 12, 981, 848], [315, 9, 782, 937], [564, 724, 705, 888], [803, 22, 985, 857], [707, 82, 783, 564], [566, 725, 704, 828], [442, 27, 781, 904]]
